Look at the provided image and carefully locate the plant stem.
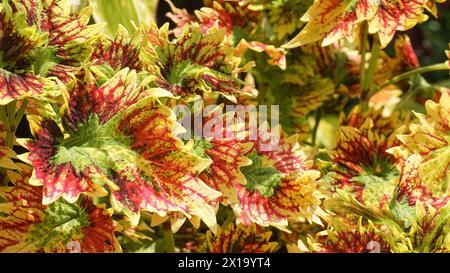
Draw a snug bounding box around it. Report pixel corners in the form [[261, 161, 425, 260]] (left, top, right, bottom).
[[311, 108, 322, 146], [0, 106, 8, 131], [15, 99, 28, 125], [5, 101, 17, 148], [360, 37, 381, 111], [379, 63, 449, 89], [161, 221, 175, 253], [359, 22, 368, 89], [221, 212, 236, 229]]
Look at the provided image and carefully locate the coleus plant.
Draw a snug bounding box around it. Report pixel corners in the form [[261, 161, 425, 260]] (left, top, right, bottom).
[[0, 0, 449, 253]]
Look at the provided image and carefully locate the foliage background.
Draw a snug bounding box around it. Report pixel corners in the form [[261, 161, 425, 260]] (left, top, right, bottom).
[[159, 1, 450, 81], [13, 1, 450, 140], [1, 0, 448, 253]]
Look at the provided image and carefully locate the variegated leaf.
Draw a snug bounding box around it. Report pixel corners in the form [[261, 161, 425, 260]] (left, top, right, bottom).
[[388, 92, 450, 196], [233, 130, 324, 229], [21, 69, 221, 231], [285, 0, 437, 48], [206, 224, 278, 253], [0, 172, 118, 253], [141, 23, 251, 102]]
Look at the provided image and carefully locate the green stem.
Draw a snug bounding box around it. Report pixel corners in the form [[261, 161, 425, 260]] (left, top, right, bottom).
[[360, 37, 381, 111], [359, 22, 368, 89], [221, 212, 236, 229], [0, 106, 8, 132], [379, 63, 449, 89], [311, 108, 322, 146], [4, 101, 16, 148], [15, 99, 28, 125], [161, 221, 175, 253]]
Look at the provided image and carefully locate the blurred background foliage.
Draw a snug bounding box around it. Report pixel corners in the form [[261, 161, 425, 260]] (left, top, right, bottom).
[[85, 0, 449, 84], [155, 1, 450, 83]]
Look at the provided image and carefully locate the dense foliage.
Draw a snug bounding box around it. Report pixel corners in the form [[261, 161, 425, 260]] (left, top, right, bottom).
[[0, 0, 449, 253]]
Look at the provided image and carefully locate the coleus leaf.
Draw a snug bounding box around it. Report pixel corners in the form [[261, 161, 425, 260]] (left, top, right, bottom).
[[252, 49, 336, 139], [14, 0, 101, 63], [167, 1, 286, 70], [0, 146, 17, 172], [388, 92, 450, 196], [331, 116, 403, 207], [393, 35, 420, 69], [405, 202, 450, 252], [277, 76, 334, 139], [325, 191, 450, 252], [326, 188, 399, 225], [0, 1, 62, 105], [390, 154, 450, 214], [241, 151, 283, 198], [236, 40, 287, 70], [12, 0, 103, 82], [388, 200, 450, 252], [341, 106, 411, 138], [164, 0, 195, 38], [233, 129, 325, 229], [0, 172, 118, 253], [247, 0, 314, 41], [174, 222, 207, 253], [167, 0, 261, 37], [284, 0, 435, 48], [319, 218, 399, 253], [20, 69, 222, 231], [90, 25, 144, 72], [0, 1, 47, 69], [0, 69, 62, 105], [235, 170, 323, 230], [372, 35, 420, 87], [0, 119, 22, 181], [21, 69, 149, 205], [115, 215, 160, 253], [424, 0, 444, 17], [195, 109, 253, 205], [206, 223, 279, 253], [112, 99, 219, 230], [141, 23, 252, 102]]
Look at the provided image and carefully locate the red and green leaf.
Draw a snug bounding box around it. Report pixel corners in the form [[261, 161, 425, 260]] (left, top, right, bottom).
[[141, 23, 252, 102], [112, 99, 221, 231], [0, 1, 61, 104], [285, 0, 434, 48], [330, 108, 409, 207], [0, 173, 118, 253], [12, 0, 103, 82], [0, 120, 19, 175], [320, 219, 396, 253], [90, 25, 144, 72], [246, 0, 313, 41], [191, 108, 253, 205], [393, 154, 450, 210], [206, 223, 278, 253], [167, 0, 261, 37], [233, 131, 324, 229], [20, 69, 222, 231], [388, 92, 450, 196]]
